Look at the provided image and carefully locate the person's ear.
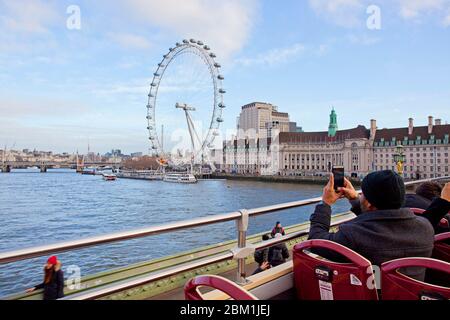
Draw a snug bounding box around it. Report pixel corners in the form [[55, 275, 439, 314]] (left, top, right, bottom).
[[360, 196, 376, 212]]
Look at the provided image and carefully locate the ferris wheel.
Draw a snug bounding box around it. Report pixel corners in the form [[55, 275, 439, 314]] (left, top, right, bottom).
[[146, 39, 226, 166]]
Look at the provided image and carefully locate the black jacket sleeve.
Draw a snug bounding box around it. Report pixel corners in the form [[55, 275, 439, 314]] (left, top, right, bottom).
[[35, 282, 44, 290], [420, 198, 450, 233], [308, 203, 355, 261], [349, 197, 363, 216]]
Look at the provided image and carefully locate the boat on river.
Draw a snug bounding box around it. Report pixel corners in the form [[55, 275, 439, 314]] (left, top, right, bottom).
[[163, 172, 197, 184], [102, 173, 117, 181], [116, 169, 163, 180]]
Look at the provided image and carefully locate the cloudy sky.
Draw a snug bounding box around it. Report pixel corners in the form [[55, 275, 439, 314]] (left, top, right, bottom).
[[1, 0, 450, 154]]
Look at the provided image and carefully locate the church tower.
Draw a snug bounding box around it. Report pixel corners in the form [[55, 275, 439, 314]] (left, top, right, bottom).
[[328, 107, 338, 137]]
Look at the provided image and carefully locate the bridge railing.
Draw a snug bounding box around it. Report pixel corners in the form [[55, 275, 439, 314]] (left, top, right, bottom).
[[0, 176, 448, 300]]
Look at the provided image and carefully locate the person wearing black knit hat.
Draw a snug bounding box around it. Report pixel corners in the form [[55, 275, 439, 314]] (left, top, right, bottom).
[[307, 170, 436, 281], [360, 170, 405, 210]]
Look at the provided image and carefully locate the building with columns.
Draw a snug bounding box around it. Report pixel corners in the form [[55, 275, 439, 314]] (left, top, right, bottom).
[[278, 109, 374, 178], [222, 104, 449, 179]]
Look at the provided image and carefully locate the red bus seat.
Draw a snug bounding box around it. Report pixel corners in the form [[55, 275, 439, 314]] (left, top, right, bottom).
[[433, 232, 450, 263], [293, 240, 379, 300], [427, 233, 450, 285], [381, 258, 450, 300], [410, 208, 425, 215], [184, 275, 258, 300]]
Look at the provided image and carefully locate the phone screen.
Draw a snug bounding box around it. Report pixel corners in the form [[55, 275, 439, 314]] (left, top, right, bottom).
[[332, 166, 345, 191]]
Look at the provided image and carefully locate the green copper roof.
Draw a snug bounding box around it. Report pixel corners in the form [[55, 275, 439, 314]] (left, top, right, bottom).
[[328, 107, 338, 137]]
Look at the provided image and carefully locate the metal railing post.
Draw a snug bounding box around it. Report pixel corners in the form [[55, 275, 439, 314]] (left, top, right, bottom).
[[236, 209, 249, 285]]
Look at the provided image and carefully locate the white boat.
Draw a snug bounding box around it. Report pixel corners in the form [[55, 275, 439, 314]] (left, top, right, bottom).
[[102, 173, 117, 181], [163, 173, 197, 184], [117, 170, 163, 180]]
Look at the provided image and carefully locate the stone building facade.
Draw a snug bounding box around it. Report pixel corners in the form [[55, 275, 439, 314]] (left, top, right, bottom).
[[373, 117, 449, 179], [222, 105, 449, 179]]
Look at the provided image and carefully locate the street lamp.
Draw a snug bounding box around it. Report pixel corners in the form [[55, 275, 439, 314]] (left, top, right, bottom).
[[393, 144, 406, 176]]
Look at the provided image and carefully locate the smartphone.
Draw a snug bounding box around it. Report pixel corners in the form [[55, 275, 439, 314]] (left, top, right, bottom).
[[332, 166, 345, 191]]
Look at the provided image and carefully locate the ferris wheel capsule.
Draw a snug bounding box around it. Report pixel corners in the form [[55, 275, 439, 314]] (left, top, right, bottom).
[[219, 89, 226, 94], [197, 41, 204, 46], [203, 45, 210, 50], [217, 117, 224, 123], [183, 39, 189, 44], [218, 103, 226, 108], [214, 63, 221, 68], [218, 75, 224, 80], [210, 53, 216, 58], [190, 39, 196, 43]]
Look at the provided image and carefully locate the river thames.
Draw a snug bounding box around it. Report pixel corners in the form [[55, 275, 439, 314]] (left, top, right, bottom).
[[0, 169, 350, 297]]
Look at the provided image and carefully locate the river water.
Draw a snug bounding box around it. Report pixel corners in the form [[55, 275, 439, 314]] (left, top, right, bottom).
[[0, 169, 350, 297]]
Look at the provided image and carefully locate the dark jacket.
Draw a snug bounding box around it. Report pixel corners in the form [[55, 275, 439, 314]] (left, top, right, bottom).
[[351, 196, 450, 234], [309, 203, 435, 280], [420, 198, 450, 234], [404, 194, 431, 210], [35, 268, 65, 300], [268, 243, 290, 267], [271, 227, 285, 237], [252, 266, 266, 276]]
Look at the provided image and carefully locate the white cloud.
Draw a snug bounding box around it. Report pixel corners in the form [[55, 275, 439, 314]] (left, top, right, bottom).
[[235, 43, 306, 67], [309, 0, 450, 28], [117, 0, 259, 59], [308, 0, 364, 28], [108, 33, 152, 50], [396, 0, 447, 19], [444, 12, 450, 26], [0, 0, 60, 34], [0, 96, 90, 119], [395, 0, 450, 26], [347, 34, 381, 46]]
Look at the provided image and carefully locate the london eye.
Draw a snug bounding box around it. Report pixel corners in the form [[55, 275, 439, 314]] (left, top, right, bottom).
[[146, 39, 226, 168]]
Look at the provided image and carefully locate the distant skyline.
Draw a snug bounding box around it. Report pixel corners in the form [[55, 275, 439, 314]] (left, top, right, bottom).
[[1, 0, 450, 154]]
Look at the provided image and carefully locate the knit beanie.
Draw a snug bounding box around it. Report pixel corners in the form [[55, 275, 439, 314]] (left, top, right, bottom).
[[361, 170, 405, 210]]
